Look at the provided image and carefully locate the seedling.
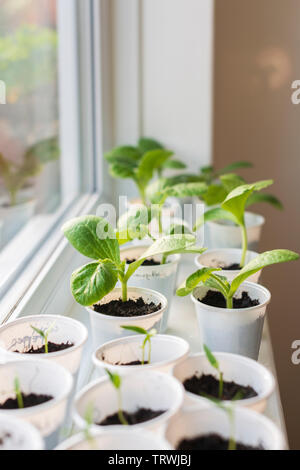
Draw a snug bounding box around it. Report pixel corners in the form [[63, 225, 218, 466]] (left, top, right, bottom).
[[105, 370, 128, 426], [177, 249, 299, 309], [207, 398, 236, 451], [14, 377, 24, 409], [63, 215, 207, 306], [194, 180, 276, 267], [30, 321, 56, 354], [199, 161, 253, 186], [84, 403, 97, 449], [203, 344, 223, 400], [121, 326, 157, 365], [105, 138, 186, 204]]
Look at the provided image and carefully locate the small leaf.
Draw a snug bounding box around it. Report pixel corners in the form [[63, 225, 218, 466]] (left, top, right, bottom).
[[63, 215, 120, 263], [246, 192, 283, 210], [105, 369, 122, 389], [109, 161, 137, 179], [194, 207, 237, 232], [71, 260, 118, 306], [203, 344, 220, 371], [104, 146, 141, 162], [220, 173, 246, 193], [137, 149, 173, 187], [162, 159, 187, 170], [176, 267, 219, 296], [121, 325, 148, 335], [31, 325, 46, 339], [161, 182, 208, 200], [138, 137, 164, 154], [229, 249, 299, 297], [203, 184, 227, 206]]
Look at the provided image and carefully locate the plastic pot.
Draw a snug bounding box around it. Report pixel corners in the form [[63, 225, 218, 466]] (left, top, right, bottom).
[[73, 370, 184, 433], [172, 353, 275, 413], [93, 334, 190, 376], [195, 248, 261, 283], [0, 414, 44, 450], [86, 287, 167, 348], [191, 282, 271, 360], [165, 407, 286, 450], [120, 245, 180, 332], [0, 360, 73, 449]]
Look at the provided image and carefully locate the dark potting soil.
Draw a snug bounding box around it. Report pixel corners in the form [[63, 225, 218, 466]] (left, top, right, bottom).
[[0, 433, 11, 446], [200, 290, 259, 309], [126, 258, 161, 266], [0, 393, 53, 410], [14, 341, 74, 354], [93, 297, 161, 317], [225, 263, 242, 271], [98, 408, 166, 426], [183, 374, 258, 401], [176, 434, 264, 451], [117, 360, 149, 366]]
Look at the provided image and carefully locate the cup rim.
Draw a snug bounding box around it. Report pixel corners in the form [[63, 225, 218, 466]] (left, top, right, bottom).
[[207, 211, 265, 230], [195, 248, 259, 275], [120, 245, 181, 269]]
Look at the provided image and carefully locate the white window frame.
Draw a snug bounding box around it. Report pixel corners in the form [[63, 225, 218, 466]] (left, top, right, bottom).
[[0, 0, 110, 322]]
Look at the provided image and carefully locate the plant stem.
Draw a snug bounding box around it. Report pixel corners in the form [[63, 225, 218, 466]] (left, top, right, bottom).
[[161, 253, 168, 265], [148, 339, 152, 364], [240, 223, 248, 268], [121, 280, 128, 302], [45, 337, 48, 354], [226, 296, 233, 309], [158, 209, 163, 234], [141, 345, 145, 366], [117, 390, 128, 426], [218, 372, 224, 400], [228, 410, 236, 451]]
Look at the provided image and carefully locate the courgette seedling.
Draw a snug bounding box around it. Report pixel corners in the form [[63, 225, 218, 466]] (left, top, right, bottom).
[[121, 326, 157, 365], [105, 370, 128, 426], [14, 377, 24, 409], [199, 161, 253, 186], [203, 344, 223, 400], [30, 321, 56, 354], [207, 398, 236, 451], [194, 180, 276, 267], [104, 138, 186, 204], [63, 215, 206, 306], [177, 249, 299, 309]]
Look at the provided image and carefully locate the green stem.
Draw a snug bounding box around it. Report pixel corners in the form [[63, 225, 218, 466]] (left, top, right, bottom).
[[161, 254, 168, 265], [226, 296, 233, 309], [121, 280, 128, 302], [158, 209, 163, 234], [240, 223, 248, 268], [117, 390, 128, 426], [45, 337, 48, 354], [141, 345, 145, 366], [138, 184, 147, 205], [228, 410, 236, 451], [218, 372, 224, 400], [16, 390, 24, 409], [148, 339, 152, 364]]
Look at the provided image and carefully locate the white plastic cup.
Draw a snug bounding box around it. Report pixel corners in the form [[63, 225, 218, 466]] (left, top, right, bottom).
[[0, 360, 73, 449], [172, 353, 275, 413], [207, 212, 265, 251], [120, 246, 180, 333], [0, 199, 36, 249], [73, 370, 184, 433], [86, 287, 167, 348], [195, 248, 261, 283], [56, 429, 172, 450], [93, 334, 190, 376], [0, 414, 44, 450], [0, 315, 88, 376], [165, 407, 286, 450], [192, 282, 271, 360]]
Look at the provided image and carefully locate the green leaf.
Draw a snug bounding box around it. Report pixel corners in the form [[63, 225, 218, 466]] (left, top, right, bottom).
[[62, 215, 120, 263], [203, 184, 228, 206], [105, 369, 122, 389], [220, 173, 246, 193], [203, 344, 220, 371], [216, 161, 253, 176], [176, 267, 219, 296], [121, 325, 148, 335], [204, 275, 230, 298], [229, 249, 299, 297], [146, 175, 205, 204], [138, 137, 164, 154], [104, 146, 141, 162], [246, 192, 283, 210], [222, 180, 273, 226], [70, 260, 118, 306], [161, 182, 208, 200], [109, 160, 137, 179], [167, 223, 192, 235], [136, 149, 173, 187], [194, 207, 238, 232], [162, 159, 187, 170], [31, 326, 46, 339]]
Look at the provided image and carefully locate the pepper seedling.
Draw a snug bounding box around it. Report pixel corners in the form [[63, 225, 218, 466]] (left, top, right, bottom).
[[177, 249, 299, 309], [30, 321, 56, 354], [194, 179, 276, 267], [104, 138, 186, 204], [203, 344, 223, 400], [121, 326, 157, 365], [105, 369, 128, 426], [63, 215, 207, 306], [14, 377, 24, 409]]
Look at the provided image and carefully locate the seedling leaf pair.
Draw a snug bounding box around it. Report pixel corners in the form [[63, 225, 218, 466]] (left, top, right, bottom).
[[121, 326, 157, 364]]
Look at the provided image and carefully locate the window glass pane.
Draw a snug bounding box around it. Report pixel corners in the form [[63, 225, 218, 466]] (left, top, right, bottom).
[[0, 0, 60, 251]]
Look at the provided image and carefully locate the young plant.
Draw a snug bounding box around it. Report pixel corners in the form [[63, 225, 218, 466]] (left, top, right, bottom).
[[194, 180, 275, 267], [63, 215, 206, 306], [0, 136, 59, 206], [199, 161, 253, 186], [30, 321, 56, 354], [203, 344, 223, 400], [105, 370, 128, 426], [105, 138, 186, 204], [14, 377, 24, 409], [121, 326, 157, 365], [177, 249, 299, 309], [84, 403, 97, 449], [207, 399, 236, 451]]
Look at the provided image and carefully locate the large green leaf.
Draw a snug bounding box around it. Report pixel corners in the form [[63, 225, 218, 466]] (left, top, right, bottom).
[[203, 184, 227, 206], [71, 260, 118, 306], [194, 207, 238, 232], [138, 137, 164, 154], [109, 158, 137, 179], [104, 146, 141, 162], [162, 159, 187, 170], [176, 267, 218, 296], [136, 149, 173, 187], [246, 192, 283, 210], [117, 205, 152, 241], [222, 180, 273, 225], [161, 182, 208, 200], [62, 215, 120, 263], [220, 173, 246, 193], [229, 249, 299, 297]]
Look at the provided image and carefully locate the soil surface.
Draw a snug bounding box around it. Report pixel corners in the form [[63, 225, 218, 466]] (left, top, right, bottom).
[[126, 258, 161, 266], [116, 360, 149, 366], [93, 297, 161, 317], [0, 393, 53, 410], [224, 263, 242, 270], [183, 374, 257, 401], [200, 290, 259, 309], [14, 341, 74, 354], [177, 434, 264, 450], [98, 408, 165, 426], [0, 433, 11, 446]]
